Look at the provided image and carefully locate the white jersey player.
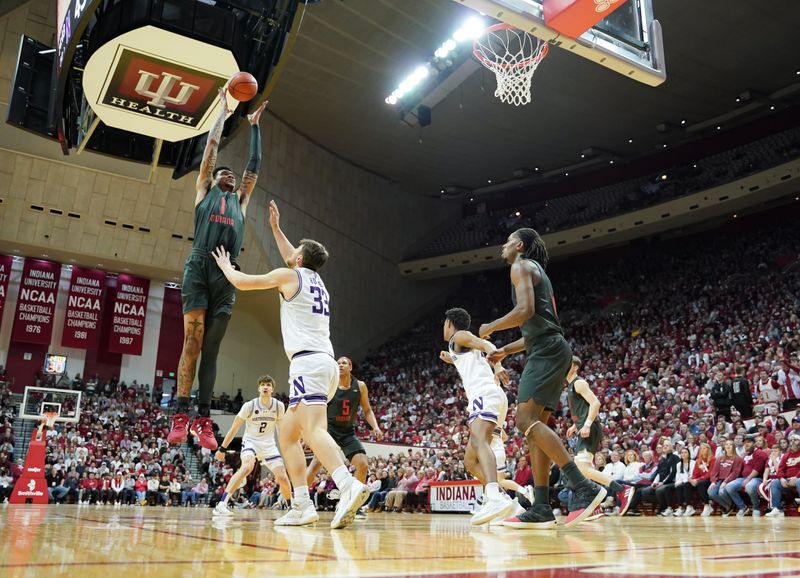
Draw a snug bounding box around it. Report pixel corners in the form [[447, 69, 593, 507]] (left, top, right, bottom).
[[211, 199, 370, 529], [440, 307, 515, 525], [213, 376, 291, 516]]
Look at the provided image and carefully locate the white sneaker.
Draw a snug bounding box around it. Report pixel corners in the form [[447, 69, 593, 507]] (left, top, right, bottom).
[[752, 509, 762, 517], [765, 508, 784, 518], [490, 498, 524, 526], [213, 501, 233, 517], [521, 485, 535, 504], [673, 507, 684, 517], [684, 505, 696, 517], [659, 507, 673, 517], [471, 494, 515, 526], [275, 500, 319, 526], [331, 480, 370, 529], [701, 504, 713, 517], [736, 508, 747, 517], [601, 496, 616, 509]]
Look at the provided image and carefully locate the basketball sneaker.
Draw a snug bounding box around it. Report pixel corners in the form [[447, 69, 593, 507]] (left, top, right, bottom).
[[765, 508, 784, 517], [471, 494, 515, 526], [167, 413, 190, 445], [355, 507, 367, 520], [617, 486, 634, 517], [275, 500, 319, 526], [585, 506, 604, 521], [189, 417, 218, 451], [331, 479, 370, 529], [564, 480, 607, 528], [490, 498, 525, 526], [213, 501, 234, 517], [701, 504, 714, 517], [520, 485, 535, 505], [502, 503, 558, 530], [683, 505, 696, 517]]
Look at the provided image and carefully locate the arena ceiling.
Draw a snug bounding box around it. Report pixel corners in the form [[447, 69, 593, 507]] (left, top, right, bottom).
[[267, 0, 800, 195]]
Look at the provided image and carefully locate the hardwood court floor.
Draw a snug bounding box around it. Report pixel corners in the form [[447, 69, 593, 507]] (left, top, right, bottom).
[[2, 504, 799, 578]]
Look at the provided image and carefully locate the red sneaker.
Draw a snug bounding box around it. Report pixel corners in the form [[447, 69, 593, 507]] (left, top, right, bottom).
[[585, 506, 605, 521], [190, 417, 218, 450], [617, 486, 635, 517], [167, 413, 190, 445]]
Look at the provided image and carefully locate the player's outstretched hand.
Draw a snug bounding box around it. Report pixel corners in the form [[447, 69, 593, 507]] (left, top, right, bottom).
[[494, 366, 510, 386], [218, 86, 230, 114], [211, 246, 232, 270], [269, 200, 280, 229], [579, 424, 591, 438], [248, 99, 268, 125], [439, 350, 454, 365], [478, 323, 493, 339], [214, 450, 226, 462], [566, 424, 576, 438], [487, 349, 507, 365], [374, 428, 384, 441]]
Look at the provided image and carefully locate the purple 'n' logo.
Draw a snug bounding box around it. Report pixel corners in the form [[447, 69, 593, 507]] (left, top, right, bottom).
[[292, 376, 306, 396], [473, 397, 484, 411]]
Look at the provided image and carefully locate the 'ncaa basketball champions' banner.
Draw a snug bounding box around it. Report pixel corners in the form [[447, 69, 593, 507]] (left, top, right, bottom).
[[108, 274, 149, 355], [61, 267, 106, 349], [11, 259, 61, 344], [0, 255, 12, 332]]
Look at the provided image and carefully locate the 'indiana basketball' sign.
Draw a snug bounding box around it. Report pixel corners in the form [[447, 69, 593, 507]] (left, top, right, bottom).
[[82, 26, 238, 142], [429, 481, 483, 513], [108, 274, 150, 356]]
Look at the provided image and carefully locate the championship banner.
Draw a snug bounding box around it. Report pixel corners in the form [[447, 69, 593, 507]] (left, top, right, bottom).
[[0, 255, 12, 332], [10, 259, 61, 345], [61, 267, 106, 349], [108, 274, 149, 355], [429, 481, 483, 513]]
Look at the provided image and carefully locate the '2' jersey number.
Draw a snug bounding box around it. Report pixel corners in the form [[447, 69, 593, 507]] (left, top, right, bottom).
[[310, 286, 330, 316]]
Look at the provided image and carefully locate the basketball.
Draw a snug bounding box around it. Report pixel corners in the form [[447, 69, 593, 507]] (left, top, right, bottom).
[[228, 71, 258, 102]]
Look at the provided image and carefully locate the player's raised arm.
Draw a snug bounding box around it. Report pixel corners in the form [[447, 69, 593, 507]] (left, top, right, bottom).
[[196, 87, 230, 205], [215, 415, 245, 461], [358, 381, 383, 440], [479, 261, 536, 339], [211, 246, 298, 293], [452, 329, 497, 356], [268, 200, 297, 264], [238, 100, 267, 216]]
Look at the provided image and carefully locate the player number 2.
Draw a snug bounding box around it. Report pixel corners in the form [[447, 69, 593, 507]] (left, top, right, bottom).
[[310, 286, 330, 316], [259, 422, 268, 433]]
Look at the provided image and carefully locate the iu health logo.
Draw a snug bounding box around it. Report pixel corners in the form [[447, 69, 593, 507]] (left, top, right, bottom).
[[100, 48, 227, 128]]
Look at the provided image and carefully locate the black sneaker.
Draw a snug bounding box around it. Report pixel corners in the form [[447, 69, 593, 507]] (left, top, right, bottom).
[[564, 480, 607, 528], [502, 503, 557, 529], [516, 493, 532, 509], [625, 510, 643, 516]]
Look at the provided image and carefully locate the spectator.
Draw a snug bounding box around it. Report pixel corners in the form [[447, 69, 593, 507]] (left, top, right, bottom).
[[724, 435, 768, 516], [689, 442, 716, 517], [672, 447, 695, 516], [766, 436, 800, 517], [385, 467, 419, 512], [708, 440, 744, 516]]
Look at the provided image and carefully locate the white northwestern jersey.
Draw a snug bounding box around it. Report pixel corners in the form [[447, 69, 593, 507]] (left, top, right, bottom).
[[237, 397, 284, 440], [280, 267, 335, 359], [449, 338, 501, 401]]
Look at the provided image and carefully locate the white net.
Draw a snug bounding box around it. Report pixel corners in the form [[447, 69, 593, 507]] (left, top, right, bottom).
[[473, 25, 548, 106]]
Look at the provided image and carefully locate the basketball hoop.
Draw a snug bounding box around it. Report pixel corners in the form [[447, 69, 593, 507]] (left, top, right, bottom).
[[473, 23, 549, 106], [40, 411, 59, 429]]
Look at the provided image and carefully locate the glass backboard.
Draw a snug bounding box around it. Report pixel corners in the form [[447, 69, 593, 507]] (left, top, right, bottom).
[[452, 0, 666, 86]]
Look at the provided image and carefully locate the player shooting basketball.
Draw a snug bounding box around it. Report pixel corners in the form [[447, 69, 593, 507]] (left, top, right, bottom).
[[168, 86, 268, 450]]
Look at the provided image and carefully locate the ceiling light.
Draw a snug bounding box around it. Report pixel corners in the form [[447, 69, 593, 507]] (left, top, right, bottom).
[[693, 164, 697, 168], [487, 179, 492, 183], [609, 160, 614, 164], [580, 154, 585, 159], [661, 174, 667, 181], [662, 144, 667, 148], [733, 214, 738, 218], [680, 119, 686, 125], [770, 105, 775, 110], [534, 167, 539, 171], [716, 125, 721, 130], [628, 139, 633, 143], [453, 17, 485, 42], [735, 98, 740, 103], [515, 211, 520, 217], [470, 197, 474, 202], [565, 172, 569, 176]]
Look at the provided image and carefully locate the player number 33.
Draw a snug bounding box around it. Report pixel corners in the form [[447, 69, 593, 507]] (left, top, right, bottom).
[[310, 286, 330, 316]]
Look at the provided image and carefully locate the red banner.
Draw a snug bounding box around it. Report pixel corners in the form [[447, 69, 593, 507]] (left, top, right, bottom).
[[61, 267, 106, 349], [0, 255, 12, 332], [11, 259, 61, 344], [108, 274, 149, 355]]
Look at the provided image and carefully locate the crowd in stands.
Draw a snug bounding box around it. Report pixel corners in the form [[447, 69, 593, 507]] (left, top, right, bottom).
[[414, 126, 800, 259], [1, 207, 799, 517]]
